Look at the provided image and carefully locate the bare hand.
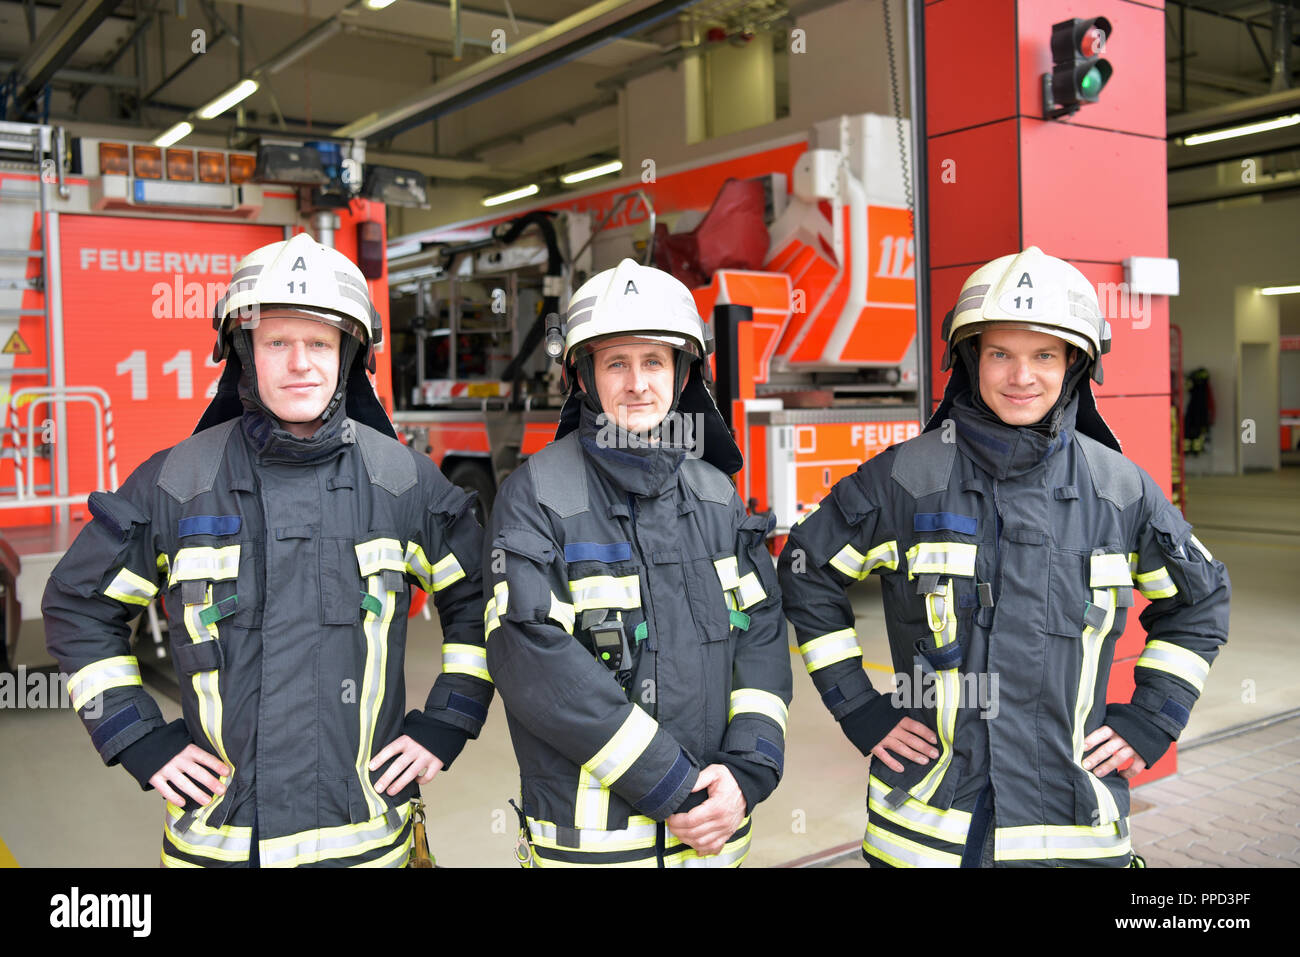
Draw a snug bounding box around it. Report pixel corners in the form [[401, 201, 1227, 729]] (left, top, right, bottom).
[[664, 764, 745, 857], [871, 716, 940, 774], [149, 744, 229, 807], [369, 735, 444, 796], [1082, 725, 1148, 780]]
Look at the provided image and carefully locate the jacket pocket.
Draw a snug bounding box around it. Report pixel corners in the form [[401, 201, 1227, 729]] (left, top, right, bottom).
[[1048, 547, 1131, 638], [320, 537, 363, 625]]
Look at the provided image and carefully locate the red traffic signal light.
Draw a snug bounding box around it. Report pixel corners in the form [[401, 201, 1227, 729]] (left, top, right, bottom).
[[1043, 16, 1113, 120]]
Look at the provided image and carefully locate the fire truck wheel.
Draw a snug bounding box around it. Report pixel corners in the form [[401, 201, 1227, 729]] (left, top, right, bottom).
[[446, 460, 496, 524]]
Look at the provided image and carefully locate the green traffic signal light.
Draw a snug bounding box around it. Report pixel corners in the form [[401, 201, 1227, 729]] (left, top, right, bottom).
[[1081, 67, 1102, 98]]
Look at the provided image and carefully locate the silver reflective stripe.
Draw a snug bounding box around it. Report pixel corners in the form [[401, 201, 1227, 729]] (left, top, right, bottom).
[[713, 556, 741, 591], [953, 285, 991, 316], [830, 540, 900, 580], [728, 688, 788, 734], [1073, 588, 1120, 825], [864, 822, 961, 868], [260, 805, 409, 867], [867, 776, 971, 844], [484, 582, 508, 638], [798, 628, 861, 673], [1089, 553, 1132, 588], [1135, 567, 1177, 599], [170, 546, 240, 584], [104, 567, 159, 605], [164, 805, 250, 862], [569, 574, 641, 611], [907, 542, 977, 579], [736, 571, 766, 610], [584, 707, 658, 787], [354, 575, 395, 819], [68, 656, 143, 711], [441, 643, 490, 682], [430, 552, 465, 591], [356, 538, 405, 576], [676, 829, 752, 868], [994, 824, 1131, 861], [1135, 640, 1210, 693], [527, 816, 658, 849], [548, 593, 575, 633]]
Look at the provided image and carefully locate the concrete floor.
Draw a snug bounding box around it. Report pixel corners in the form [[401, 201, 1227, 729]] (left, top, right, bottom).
[[1, 469, 1295, 867]]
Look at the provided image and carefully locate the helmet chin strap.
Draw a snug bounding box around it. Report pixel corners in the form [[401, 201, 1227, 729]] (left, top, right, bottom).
[[231, 326, 357, 429]]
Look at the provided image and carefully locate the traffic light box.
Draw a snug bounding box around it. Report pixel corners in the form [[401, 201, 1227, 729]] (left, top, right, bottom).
[[1043, 16, 1113, 119]]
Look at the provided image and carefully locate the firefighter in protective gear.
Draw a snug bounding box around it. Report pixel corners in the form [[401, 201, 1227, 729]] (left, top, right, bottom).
[[486, 259, 792, 867], [778, 246, 1229, 868], [43, 233, 490, 867]]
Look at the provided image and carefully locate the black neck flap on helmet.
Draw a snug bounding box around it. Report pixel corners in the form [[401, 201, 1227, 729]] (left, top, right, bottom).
[[926, 331, 1121, 452], [194, 324, 396, 439]]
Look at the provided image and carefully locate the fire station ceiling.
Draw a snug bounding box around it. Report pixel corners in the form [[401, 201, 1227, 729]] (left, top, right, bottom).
[[0, 0, 1297, 202]]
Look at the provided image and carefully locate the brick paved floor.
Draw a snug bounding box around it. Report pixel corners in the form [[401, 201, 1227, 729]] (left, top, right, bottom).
[[810, 713, 1300, 868]]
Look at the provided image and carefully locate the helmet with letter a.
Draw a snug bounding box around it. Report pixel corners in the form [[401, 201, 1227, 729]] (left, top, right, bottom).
[[213, 232, 382, 372], [941, 245, 1110, 384], [196, 232, 394, 437]]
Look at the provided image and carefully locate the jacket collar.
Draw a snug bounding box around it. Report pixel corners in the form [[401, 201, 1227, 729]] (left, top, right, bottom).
[[949, 390, 1076, 480], [576, 403, 688, 498], [241, 408, 353, 466]]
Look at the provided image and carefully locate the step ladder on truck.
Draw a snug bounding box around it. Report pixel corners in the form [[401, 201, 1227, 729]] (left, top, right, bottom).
[[0, 120, 394, 671]]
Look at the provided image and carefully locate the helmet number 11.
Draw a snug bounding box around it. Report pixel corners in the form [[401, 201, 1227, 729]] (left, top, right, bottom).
[[287, 282, 307, 294]]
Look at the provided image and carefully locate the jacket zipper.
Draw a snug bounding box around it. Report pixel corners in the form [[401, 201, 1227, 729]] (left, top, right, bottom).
[[629, 490, 667, 867]]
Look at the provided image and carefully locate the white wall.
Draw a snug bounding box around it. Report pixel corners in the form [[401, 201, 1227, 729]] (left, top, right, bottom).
[[1169, 193, 1300, 475]]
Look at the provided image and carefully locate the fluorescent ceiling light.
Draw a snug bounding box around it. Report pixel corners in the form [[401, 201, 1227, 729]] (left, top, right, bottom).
[[482, 184, 539, 207], [365, 0, 398, 7], [153, 121, 193, 148], [1261, 285, 1300, 296], [1182, 113, 1300, 146], [197, 79, 259, 120], [561, 160, 623, 185]]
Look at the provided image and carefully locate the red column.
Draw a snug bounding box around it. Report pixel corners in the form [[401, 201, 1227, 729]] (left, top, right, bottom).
[[924, 0, 1176, 782]]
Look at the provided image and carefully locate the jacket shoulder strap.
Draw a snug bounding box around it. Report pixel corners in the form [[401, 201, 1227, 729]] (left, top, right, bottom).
[[354, 419, 417, 496], [159, 419, 238, 503], [890, 431, 957, 499], [680, 456, 734, 504], [1075, 433, 1143, 509], [530, 432, 589, 518]]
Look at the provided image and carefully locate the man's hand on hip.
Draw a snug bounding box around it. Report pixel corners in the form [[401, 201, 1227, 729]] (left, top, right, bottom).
[[149, 744, 229, 807], [664, 763, 745, 857], [1083, 725, 1148, 780], [370, 735, 444, 796], [871, 716, 940, 773]]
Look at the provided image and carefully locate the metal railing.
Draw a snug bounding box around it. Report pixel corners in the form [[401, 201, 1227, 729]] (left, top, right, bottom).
[[0, 385, 118, 510]]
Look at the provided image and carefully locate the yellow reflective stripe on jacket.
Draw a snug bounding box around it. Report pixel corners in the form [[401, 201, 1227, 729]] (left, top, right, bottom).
[[569, 574, 641, 612], [830, 540, 900, 580], [906, 541, 977, 580], [406, 541, 464, 592], [574, 767, 610, 831], [1072, 587, 1121, 825], [583, 706, 658, 788], [1189, 534, 1213, 561], [864, 821, 962, 868], [548, 592, 576, 633], [994, 822, 1131, 861], [527, 814, 658, 853], [349, 833, 413, 868], [355, 561, 398, 820], [867, 775, 972, 845], [103, 567, 159, 606], [177, 555, 236, 818], [798, 628, 862, 674], [1135, 639, 1210, 693], [68, 655, 143, 711], [728, 688, 788, 735], [356, 537, 406, 577], [484, 581, 508, 639], [1089, 553, 1133, 588], [666, 818, 752, 868], [164, 802, 251, 863], [169, 545, 240, 585], [713, 556, 741, 592], [735, 571, 766, 610], [912, 579, 959, 804], [1135, 566, 1178, 600], [441, 643, 491, 683], [259, 802, 411, 868]]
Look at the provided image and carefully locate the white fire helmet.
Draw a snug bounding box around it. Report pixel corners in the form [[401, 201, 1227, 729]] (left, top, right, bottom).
[[213, 232, 382, 370], [561, 259, 712, 380], [943, 246, 1112, 383]]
